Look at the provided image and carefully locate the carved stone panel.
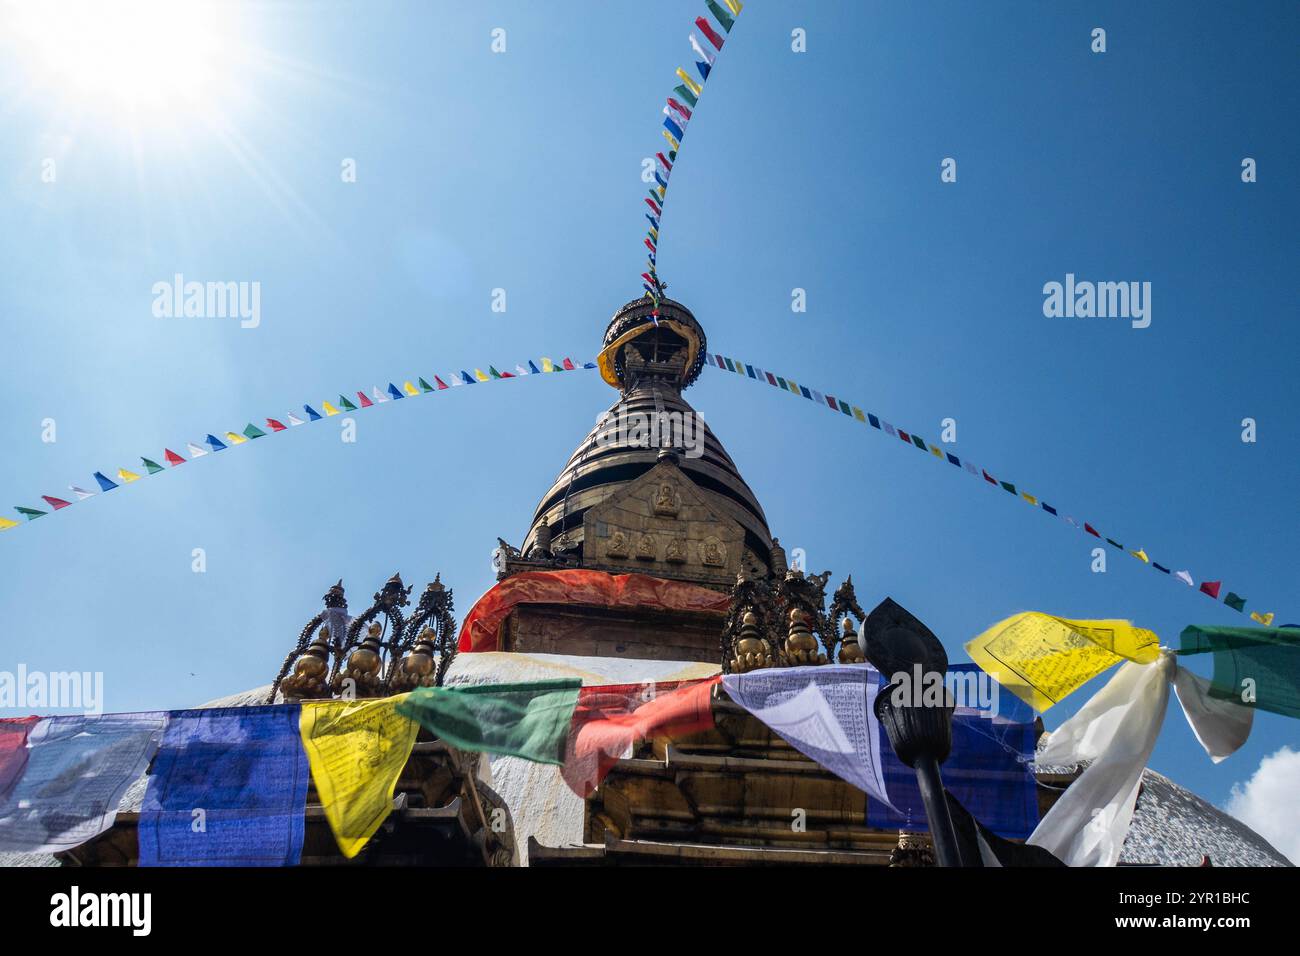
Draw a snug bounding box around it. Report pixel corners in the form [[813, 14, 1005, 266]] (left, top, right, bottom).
[[582, 460, 745, 586]]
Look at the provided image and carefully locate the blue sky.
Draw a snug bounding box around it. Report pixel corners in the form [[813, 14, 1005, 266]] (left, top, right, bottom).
[[0, 1, 1295, 812]]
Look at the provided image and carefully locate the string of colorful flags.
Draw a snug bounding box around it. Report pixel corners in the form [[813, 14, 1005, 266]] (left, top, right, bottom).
[[0, 357, 596, 534], [703, 351, 1285, 625], [0, 663, 1044, 862], [641, 0, 745, 321]]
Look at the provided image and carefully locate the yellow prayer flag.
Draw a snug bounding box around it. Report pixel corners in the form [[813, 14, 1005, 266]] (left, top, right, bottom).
[[853, 407, 866, 423], [1021, 492, 1038, 505], [662, 129, 680, 152], [117, 468, 141, 482], [299, 695, 420, 859], [323, 402, 340, 416], [964, 612, 1160, 712], [224, 432, 247, 445], [1131, 549, 1149, 563], [675, 68, 702, 97], [403, 381, 419, 396], [0, 515, 19, 530], [930, 445, 943, 458], [1250, 611, 1275, 627], [725, 0, 743, 15], [474, 369, 490, 382], [541, 357, 555, 372], [787, 379, 799, 393]]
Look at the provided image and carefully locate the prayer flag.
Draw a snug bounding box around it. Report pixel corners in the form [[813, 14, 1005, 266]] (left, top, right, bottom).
[[304, 405, 322, 421], [673, 84, 698, 108], [287, 413, 305, 426], [541, 357, 556, 372], [243, 424, 267, 439], [299, 696, 420, 859], [70, 485, 96, 499], [206, 434, 228, 451], [265, 420, 286, 433], [1084, 523, 1100, 537], [694, 17, 724, 51], [0, 717, 39, 795], [42, 495, 72, 510], [418, 378, 434, 393], [164, 449, 186, 466], [117, 468, 142, 482], [434, 375, 450, 389], [1175, 571, 1194, 587], [689, 34, 716, 68], [141, 458, 164, 475], [0, 516, 18, 531], [185, 443, 208, 459], [357, 391, 373, 408], [706, 0, 736, 31], [965, 612, 1161, 712], [138, 706, 309, 866], [1251, 612, 1275, 627], [388, 383, 404, 398], [322, 402, 340, 417], [1200, 580, 1222, 599], [474, 369, 490, 383], [15, 506, 45, 519], [224, 432, 247, 445], [675, 67, 703, 96], [337, 396, 357, 412], [1131, 548, 1149, 563], [529, 360, 542, 375], [94, 471, 119, 491], [0, 714, 165, 854], [723, 666, 890, 806], [563, 357, 576, 370], [403, 381, 419, 396], [724, 0, 744, 15], [1224, 592, 1246, 612], [1179, 625, 1300, 719], [397, 680, 582, 764], [562, 678, 719, 797], [373, 385, 389, 402]]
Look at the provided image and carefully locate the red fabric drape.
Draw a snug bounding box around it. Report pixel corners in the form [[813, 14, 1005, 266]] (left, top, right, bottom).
[[456, 569, 731, 653]]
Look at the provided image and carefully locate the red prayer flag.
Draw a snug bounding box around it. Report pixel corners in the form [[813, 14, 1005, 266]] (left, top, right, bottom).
[[562, 357, 575, 370], [982, 470, 997, 485], [898, 429, 912, 443], [41, 495, 71, 510], [1199, 580, 1222, 599], [695, 15, 724, 49], [656, 151, 673, 172], [0, 716, 40, 795], [357, 391, 373, 408], [1084, 523, 1101, 538], [645, 198, 661, 215], [562, 678, 719, 797], [164, 448, 186, 466], [434, 376, 449, 390], [265, 420, 286, 433], [645, 238, 657, 253], [666, 97, 693, 121]]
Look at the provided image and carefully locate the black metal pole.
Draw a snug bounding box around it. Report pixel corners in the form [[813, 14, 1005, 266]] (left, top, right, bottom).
[[913, 753, 963, 867]]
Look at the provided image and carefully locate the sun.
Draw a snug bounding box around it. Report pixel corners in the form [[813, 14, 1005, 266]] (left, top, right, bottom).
[[8, 0, 229, 112]]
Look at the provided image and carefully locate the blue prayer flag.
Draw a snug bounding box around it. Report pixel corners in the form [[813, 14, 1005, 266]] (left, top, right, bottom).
[[304, 405, 322, 421], [138, 705, 309, 867], [93, 471, 118, 492]]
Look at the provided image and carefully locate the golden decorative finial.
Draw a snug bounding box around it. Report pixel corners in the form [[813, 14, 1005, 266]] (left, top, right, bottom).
[[729, 610, 774, 674], [282, 625, 332, 700], [335, 620, 385, 697], [392, 627, 438, 692], [838, 616, 865, 664], [784, 607, 827, 666]]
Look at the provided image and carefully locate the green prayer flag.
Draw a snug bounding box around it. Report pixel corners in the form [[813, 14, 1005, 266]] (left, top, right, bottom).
[[673, 84, 698, 108], [489, 366, 502, 379], [1224, 592, 1246, 612], [396, 679, 581, 764], [337, 396, 357, 412], [706, 0, 735, 31], [1000, 481, 1017, 495], [418, 377, 434, 393], [15, 506, 46, 519], [242, 424, 267, 439], [141, 458, 164, 475], [911, 435, 928, 450], [1179, 625, 1300, 719]]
